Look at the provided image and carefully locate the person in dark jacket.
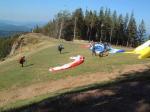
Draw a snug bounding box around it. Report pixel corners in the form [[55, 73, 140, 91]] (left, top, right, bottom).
[[58, 44, 64, 54], [19, 56, 25, 67], [99, 42, 110, 57]]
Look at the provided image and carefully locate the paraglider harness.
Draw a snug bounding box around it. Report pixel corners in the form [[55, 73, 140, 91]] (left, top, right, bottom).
[[99, 43, 110, 57], [58, 44, 64, 54]]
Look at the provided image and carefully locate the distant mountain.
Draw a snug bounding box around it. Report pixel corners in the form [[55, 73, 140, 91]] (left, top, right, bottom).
[[0, 20, 46, 28], [21, 21, 46, 29], [0, 23, 30, 32], [0, 30, 25, 37], [0, 20, 46, 37]]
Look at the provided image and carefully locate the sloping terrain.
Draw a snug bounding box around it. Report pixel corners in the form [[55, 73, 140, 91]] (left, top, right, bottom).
[[0, 33, 150, 111], [0, 64, 150, 110], [4, 67, 150, 112]]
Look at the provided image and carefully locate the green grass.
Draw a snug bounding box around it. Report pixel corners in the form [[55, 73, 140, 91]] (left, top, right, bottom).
[[0, 41, 150, 91], [0, 40, 150, 110], [1, 66, 150, 112]]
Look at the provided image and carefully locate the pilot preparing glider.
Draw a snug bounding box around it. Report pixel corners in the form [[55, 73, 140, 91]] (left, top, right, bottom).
[[90, 43, 125, 54]]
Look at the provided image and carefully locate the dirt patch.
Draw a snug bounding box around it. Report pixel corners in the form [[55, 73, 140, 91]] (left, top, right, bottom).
[[0, 63, 149, 107]]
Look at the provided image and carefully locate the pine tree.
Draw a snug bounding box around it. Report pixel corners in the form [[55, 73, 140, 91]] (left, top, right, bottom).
[[55, 10, 73, 40], [97, 7, 105, 42], [99, 7, 104, 22], [123, 13, 129, 45], [138, 19, 146, 44], [127, 12, 137, 47], [72, 8, 85, 40], [32, 8, 147, 47], [104, 8, 112, 42], [118, 14, 124, 45], [33, 25, 41, 33], [112, 10, 118, 44], [84, 10, 95, 41], [90, 10, 98, 41]]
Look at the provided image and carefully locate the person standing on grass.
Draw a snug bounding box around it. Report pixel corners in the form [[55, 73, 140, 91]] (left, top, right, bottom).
[[19, 56, 25, 67], [92, 42, 96, 56], [58, 44, 64, 54], [99, 42, 110, 57]]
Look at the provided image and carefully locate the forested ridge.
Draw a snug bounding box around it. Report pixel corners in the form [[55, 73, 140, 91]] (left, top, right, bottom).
[[33, 7, 148, 47]]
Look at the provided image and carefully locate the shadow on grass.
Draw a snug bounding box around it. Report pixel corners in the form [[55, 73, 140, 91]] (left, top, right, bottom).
[[24, 64, 34, 67], [2, 66, 150, 112], [61, 51, 70, 54]]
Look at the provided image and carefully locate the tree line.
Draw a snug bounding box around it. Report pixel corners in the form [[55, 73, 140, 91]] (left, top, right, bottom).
[[33, 7, 147, 47]]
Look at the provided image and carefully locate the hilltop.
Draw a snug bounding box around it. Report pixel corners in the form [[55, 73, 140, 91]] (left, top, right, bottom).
[[10, 33, 52, 55], [0, 33, 55, 64]]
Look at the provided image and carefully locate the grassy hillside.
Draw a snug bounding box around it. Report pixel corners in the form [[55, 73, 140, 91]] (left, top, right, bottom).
[[0, 33, 150, 110], [4, 68, 150, 112], [0, 41, 149, 91]]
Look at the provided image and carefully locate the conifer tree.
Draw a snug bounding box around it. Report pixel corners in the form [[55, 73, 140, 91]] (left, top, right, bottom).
[[123, 13, 129, 45], [72, 8, 85, 40], [97, 7, 105, 41], [118, 14, 124, 45], [32, 8, 147, 47], [127, 12, 137, 47], [112, 10, 118, 44], [138, 19, 146, 44]]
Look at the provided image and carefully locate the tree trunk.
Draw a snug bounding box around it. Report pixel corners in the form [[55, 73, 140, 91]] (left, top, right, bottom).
[[73, 17, 77, 41], [55, 21, 59, 38], [110, 28, 113, 43], [89, 29, 92, 42], [116, 40, 118, 46], [86, 26, 89, 41], [100, 29, 102, 42], [58, 19, 64, 40], [104, 32, 107, 42], [126, 38, 129, 47]]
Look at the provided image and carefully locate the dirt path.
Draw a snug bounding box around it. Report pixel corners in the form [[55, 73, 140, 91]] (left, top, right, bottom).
[[0, 63, 149, 107]]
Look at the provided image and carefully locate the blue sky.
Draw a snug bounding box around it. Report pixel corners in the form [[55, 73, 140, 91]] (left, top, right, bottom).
[[0, 0, 150, 31]]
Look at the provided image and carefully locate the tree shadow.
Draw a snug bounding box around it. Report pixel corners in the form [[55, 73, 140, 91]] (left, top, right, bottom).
[[3, 66, 150, 112]]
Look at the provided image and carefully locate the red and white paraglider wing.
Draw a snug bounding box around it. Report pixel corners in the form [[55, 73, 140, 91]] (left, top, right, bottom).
[[49, 55, 84, 72]]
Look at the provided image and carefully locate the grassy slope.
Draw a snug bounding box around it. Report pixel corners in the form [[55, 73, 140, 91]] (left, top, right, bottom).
[[0, 40, 150, 91], [0, 37, 150, 110], [7, 68, 150, 112]]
